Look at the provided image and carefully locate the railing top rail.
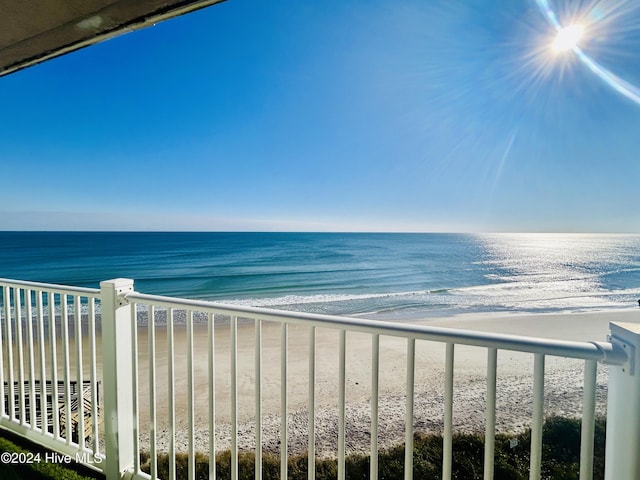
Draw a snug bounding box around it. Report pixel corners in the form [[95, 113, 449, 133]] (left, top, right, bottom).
[[125, 290, 627, 365], [0, 278, 100, 296]]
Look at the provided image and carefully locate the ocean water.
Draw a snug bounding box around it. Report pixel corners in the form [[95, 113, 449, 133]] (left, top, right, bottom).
[[1, 231, 639, 319]]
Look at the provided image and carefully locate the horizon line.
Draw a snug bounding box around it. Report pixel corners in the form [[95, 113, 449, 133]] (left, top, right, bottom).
[[1, 230, 639, 235]]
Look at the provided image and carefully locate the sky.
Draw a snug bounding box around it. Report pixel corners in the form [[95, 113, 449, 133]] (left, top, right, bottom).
[[1, 0, 640, 233]]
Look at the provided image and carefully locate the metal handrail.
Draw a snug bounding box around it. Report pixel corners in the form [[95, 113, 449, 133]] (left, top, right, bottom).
[[0, 278, 99, 296]]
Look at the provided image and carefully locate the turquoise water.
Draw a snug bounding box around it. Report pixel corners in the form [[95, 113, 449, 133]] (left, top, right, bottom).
[[1, 232, 639, 318]]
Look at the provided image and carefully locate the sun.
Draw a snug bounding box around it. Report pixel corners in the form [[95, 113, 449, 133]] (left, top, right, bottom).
[[552, 24, 584, 53], [534, 0, 640, 105]]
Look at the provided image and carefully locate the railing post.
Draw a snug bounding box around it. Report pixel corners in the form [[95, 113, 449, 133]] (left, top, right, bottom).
[[604, 322, 640, 480], [101, 279, 135, 480]]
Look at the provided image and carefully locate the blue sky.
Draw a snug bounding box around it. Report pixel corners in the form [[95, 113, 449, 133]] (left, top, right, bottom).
[[1, 0, 640, 232]]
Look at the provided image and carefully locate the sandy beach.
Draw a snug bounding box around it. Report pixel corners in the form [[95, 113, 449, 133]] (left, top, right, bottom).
[[127, 308, 640, 457]]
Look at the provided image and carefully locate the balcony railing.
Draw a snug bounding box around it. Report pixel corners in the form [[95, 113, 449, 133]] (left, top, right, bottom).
[[0, 277, 638, 480]]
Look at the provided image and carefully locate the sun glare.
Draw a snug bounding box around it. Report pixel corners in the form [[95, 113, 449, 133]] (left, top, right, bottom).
[[532, 0, 640, 105], [552, 24, 584, 53]]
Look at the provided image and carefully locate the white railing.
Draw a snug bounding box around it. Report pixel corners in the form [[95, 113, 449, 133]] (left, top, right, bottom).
[[1, 277, 639, 480], [0, 278, 104, 471]]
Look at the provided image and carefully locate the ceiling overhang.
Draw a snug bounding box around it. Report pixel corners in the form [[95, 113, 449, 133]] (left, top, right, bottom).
[[0, 0, 226, 77]]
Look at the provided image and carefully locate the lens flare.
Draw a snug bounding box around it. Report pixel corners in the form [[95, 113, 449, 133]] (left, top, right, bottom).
[[552, 24, 583, 52], [536, 0, 640, 105]]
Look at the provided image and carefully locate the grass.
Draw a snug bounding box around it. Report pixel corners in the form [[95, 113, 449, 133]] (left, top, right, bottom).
[[0, 430, 103, 480], [139, 416, 606, 480], [0, 416, 607, 479]]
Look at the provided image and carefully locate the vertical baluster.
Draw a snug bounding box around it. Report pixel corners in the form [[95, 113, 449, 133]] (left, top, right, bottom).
[[281, 323, 288, 480], [579, 360, 597, 480], [208, 313, 216, 480], [530, 354, 545, 480], [36, 291, 47, 434], [6, 287, 15, 420], [61, 294, 72, 444], [338, 330, 347, 480], [405, 338, 415, 480], [149, 305, 158, 480], [168, 308, 176, 480], [49, 292, 59, 438], [26, 290, 37, 428], [187, 310, 195, 480], [7, 288, 16, 420], [88, 297, 99, 453], [443, 343, 455, 480], [74, 295, 84, 446], [255, 318, 263, 480], [371, 334, 380, 480], [308, 326, 316, 480], [484, 348, 498, 480], [231, 316, 238, 480], [16, 288, 25, 425], [0, 286, 7, 419]]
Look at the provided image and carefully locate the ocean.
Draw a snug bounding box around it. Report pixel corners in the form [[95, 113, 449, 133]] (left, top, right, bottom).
[[1, 231, 639, 319]]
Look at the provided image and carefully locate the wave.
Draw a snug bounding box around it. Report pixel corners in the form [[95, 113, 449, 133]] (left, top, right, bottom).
[[218, 289, 450, 308]]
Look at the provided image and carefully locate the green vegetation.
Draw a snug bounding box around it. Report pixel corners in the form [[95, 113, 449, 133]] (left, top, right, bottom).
[[140, 416, 606, 480], [0, 417, 606, 480], [0, 432, 102, 480]]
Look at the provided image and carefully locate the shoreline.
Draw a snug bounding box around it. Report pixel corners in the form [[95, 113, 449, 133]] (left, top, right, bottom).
[[130, 308, 639, 456]]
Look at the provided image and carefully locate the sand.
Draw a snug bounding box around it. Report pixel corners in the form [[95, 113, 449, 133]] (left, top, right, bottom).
[[130, 309, 640, 457]]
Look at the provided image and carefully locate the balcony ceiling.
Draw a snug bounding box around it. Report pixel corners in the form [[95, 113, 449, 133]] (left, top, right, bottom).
[[0, 0, 226, 77]]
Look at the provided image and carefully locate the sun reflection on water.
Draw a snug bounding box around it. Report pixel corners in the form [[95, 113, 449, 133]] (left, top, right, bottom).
[[468, 233, 640, 312]]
